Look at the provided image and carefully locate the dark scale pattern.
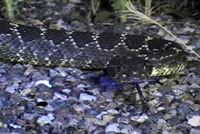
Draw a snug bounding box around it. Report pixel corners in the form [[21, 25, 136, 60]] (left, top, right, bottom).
[[0, 20, 13, 34], [97, 32, 121, 49], [44, 29, 69, 44], [147, 38, 179, 51], [16, 24, 42, 42], [124, 35, 146, 49], [107, 55, 151, 82], [0, 36, 23, 62], [71, 31, 94, 47], [0, 19, 187, 83], [145, 38, 182, 59]]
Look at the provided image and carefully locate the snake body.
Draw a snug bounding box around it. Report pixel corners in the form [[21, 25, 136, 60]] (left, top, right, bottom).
[[0, 19, 187, 83]]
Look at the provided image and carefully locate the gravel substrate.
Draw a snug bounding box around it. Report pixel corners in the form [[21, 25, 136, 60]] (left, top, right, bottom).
[[0, 0, 200, 134]]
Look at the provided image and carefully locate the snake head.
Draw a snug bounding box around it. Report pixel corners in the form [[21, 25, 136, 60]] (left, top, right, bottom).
[[106, 55, 152, 83], [106, 51, 187, 83]]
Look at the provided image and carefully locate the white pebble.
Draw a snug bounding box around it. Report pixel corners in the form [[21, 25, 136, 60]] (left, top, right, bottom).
[[37, 113, 54, 126], [131, 113, 149, 123], [105, 123, 120, 133], [35, 80, 52, 88], [79, 93, 97, 101], [188, 116, 200, 127]]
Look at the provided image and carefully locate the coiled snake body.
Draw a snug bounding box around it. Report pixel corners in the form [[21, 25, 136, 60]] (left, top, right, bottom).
[[0, 19, 187, 83]]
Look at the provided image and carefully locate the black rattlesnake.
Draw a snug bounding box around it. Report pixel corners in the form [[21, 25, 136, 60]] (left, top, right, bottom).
[[0, 19, 187, 83]]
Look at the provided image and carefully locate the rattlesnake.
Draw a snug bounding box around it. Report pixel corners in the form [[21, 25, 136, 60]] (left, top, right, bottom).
[[0, 19, 187, 83]]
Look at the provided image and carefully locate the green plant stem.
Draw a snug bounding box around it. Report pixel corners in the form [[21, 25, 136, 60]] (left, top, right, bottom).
[[4, 0, 15, 21]]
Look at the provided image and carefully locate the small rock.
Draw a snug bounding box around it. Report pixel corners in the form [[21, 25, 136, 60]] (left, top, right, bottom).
[[79, 93, 97, 101], [37, 113, 54, 126], [120, 126, 141, 134], [61, 88, 71, 94], [0, 122, 4, 127], [179, 35, 190, 44], [183, 27, 194, 33], [157, 107, 165, 111], [9, 123, 21, 129], [103, 115, 115, 123], [157, 29, 165, 37], [44, 104, 54, 111], [195, 94, 200, 102], [89, 118, 106, 126], [53, 92, 68, 100], [187, 116, 200, 127], [157, 119, 167, 129], [21, 88, 32, 96], [195, 39, 200, 48], [5, 85, 18, 94], [0, 69, 6, 74], [169, 109, 177, 116], [24, 65, 37, 76], [50, 68, 68, 77], [23, 113, 35, 120], [117, 117, 129, 124], [6, 83, 19, 94], [131, 114, 149, 123], [190, 104, 200, 111], [105, 123, 120, 133], [77, 83, 87, 88], [66, 76, 78, 82], [107, 109, 119, 115], [149, 99, 159, 106], [73, 104, 85, 114], [172, 85, 186, 96], [37, 101, 48, 108], [163, 34, 175, 41], [178, 103, 192, 115], [189, 83, 200, 89], [190, 128, 200, 134], [129, 130, 142, 134], [96, 111, 107, 119], [35, 80, 52, 88]]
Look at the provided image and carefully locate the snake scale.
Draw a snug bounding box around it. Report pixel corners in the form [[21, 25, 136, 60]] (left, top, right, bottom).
[[0, 19, 187, 83]]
